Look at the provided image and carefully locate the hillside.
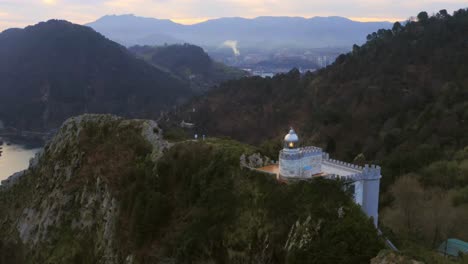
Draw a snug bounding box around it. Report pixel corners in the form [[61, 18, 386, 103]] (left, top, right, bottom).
[[129, 44, 247, 93], [169, 9, 468, 259], [0, 20, 190, 131], [0, 114, 382, 263], [87, 14, 391, 49]]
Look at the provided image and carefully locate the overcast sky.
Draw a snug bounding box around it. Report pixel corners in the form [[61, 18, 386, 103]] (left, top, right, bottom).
[[0, 0, 466, 31]]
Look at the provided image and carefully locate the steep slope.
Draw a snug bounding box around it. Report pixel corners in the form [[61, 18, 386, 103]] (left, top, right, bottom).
[[87, 14, 391, 49], [0, 20, 191, 131], [0, 114, 382, 264], [129, 44, 247, 93]]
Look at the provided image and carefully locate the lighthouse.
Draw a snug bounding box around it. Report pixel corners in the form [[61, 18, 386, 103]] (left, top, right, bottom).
[[279, 128, 323, 179], [274, 127, 381, 226]]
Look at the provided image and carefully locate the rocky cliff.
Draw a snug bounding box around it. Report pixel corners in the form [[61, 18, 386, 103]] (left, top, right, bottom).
[[0, 114, 166, 263]]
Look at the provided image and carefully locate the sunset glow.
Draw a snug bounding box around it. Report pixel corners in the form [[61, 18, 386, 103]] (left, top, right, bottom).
[[0, 0, 466, 31]]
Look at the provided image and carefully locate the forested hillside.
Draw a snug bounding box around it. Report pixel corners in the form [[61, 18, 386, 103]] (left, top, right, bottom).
[[0, 20, 190, 131], [129, 44, 247, 93], [171, 9, 468, 260]]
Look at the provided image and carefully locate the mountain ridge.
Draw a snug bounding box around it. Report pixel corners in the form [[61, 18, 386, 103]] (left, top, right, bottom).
[[86, 14, 393, 49]]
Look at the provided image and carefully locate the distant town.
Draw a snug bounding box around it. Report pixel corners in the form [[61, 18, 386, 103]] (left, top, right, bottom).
[[208, 47, 346, 76]]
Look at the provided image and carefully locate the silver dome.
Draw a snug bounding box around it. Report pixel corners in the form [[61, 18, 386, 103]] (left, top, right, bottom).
[[284, 128, 299, 142]]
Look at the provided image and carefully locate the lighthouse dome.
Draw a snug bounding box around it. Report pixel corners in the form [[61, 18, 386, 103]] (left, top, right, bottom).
[[284, 128, 299, 142]]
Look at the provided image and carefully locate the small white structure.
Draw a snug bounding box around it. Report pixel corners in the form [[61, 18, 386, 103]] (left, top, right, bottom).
[[180, 120, 195, 129], [278, 128, 381, 226]]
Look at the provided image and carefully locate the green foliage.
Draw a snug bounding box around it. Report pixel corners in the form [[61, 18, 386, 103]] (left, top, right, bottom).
[[259, 138, 283, 160], [453, 186, 468, 206], [162, 127, 189, 142]]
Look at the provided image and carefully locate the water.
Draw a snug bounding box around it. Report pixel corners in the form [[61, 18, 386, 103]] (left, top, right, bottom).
[[0, 140, 41, 182]]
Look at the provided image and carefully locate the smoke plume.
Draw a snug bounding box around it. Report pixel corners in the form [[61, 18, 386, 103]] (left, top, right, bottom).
[[222, 40, 240, 56]]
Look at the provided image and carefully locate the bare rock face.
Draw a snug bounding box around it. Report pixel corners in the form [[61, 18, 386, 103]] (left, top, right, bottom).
[[240, 152, 271, 168], [0, 114, 168, 263]]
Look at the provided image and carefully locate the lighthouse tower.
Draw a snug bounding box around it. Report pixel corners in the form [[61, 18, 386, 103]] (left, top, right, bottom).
[[279, 128, 302, 178], [279, 128, 323, 179]]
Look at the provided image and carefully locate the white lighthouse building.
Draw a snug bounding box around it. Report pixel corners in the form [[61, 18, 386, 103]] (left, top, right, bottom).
[[278, 128, 382, 226]]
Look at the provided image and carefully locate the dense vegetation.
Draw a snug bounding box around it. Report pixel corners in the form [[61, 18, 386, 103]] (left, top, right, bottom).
[[0, 116, 383, 263], [0, 20, 191, 131], [129, 44, 247, 93], [170, 9, 468, 260]]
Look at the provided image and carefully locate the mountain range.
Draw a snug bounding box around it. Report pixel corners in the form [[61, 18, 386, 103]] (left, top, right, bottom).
[[86, 15, 393, 50]]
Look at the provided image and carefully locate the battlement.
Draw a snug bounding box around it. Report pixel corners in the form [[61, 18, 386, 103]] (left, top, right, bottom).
[[361, 164, 381, 180], [279, 146, 322, 160], [323, 157, 364, 171], [325, 164, 381, 181], [300, 146, 322, 153]]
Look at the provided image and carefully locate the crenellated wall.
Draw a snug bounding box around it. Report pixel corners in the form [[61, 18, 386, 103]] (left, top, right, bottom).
[[324, 164, 381, 226]]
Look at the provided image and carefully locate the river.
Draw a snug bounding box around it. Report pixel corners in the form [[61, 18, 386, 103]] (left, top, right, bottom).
[[0, 140, 41, 183]]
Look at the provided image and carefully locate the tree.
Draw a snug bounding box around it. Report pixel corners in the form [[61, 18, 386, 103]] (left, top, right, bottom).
[[417, 11, 429, 22], [352, 44, 360, 54], [392, 22, 403, 35], [353, 153, 366, 166], [382, 175, 424, 237], [437, 9, 449, 19]]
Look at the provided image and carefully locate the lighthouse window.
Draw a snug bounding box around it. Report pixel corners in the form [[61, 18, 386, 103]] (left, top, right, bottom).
[[289, 142, 294, 148]]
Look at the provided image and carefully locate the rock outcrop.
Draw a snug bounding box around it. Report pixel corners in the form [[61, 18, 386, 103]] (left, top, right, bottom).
[[0, 114, 166, 263]]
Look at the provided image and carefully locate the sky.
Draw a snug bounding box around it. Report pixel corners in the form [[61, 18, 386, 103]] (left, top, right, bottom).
[[0, 0, 466, 31]]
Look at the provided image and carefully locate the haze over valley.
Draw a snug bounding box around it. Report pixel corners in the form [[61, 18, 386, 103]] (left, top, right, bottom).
[[87, 15, 393, 74]]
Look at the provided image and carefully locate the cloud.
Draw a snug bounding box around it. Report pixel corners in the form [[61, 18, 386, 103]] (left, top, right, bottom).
[[222, 40, 240, 56]]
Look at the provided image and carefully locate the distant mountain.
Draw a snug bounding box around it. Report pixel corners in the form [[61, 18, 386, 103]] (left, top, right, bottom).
[[129, 44, 248, 93], [0, 20, 191, 131], [87, 14, 392, 49]]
